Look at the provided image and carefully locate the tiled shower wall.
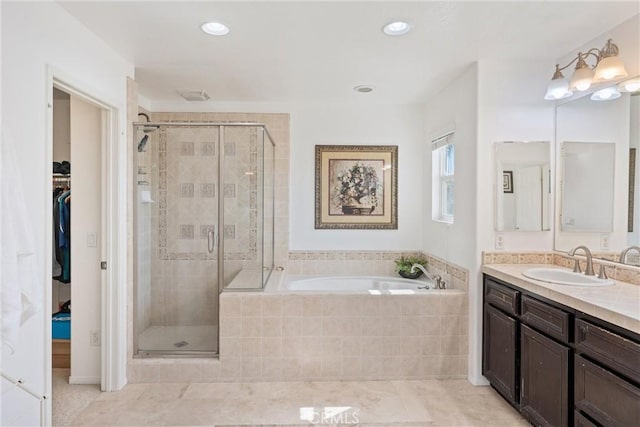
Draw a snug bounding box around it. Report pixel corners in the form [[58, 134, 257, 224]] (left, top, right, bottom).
[[136, 195, 152, 332], [138, 112, 289, 328]]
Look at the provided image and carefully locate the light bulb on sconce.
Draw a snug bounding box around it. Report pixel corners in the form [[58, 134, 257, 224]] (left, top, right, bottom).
[[544, 65, 573, 100], [618, 76, 640, 93], [545, 38, 628, 101], [591, 86, 621, 101]]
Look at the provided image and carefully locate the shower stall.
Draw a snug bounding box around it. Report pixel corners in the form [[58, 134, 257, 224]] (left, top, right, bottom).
[[133, 122, 275, 356]]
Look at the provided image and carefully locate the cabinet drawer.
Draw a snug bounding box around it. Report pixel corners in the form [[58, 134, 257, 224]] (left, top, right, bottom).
[[485, 278, 520, 316], [521, 295, 571, 343], [576, 319, 640, 384], [575, 355, 640, 427]]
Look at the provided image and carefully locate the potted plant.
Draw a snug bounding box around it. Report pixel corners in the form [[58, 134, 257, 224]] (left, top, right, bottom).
[[395, 255, 428, 279]]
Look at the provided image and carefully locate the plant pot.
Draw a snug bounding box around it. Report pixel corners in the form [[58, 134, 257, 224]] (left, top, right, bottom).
[[399, 270, 423, 279]]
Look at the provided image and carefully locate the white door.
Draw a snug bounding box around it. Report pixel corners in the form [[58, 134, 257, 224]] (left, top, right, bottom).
[[69, 95, 103, 384]]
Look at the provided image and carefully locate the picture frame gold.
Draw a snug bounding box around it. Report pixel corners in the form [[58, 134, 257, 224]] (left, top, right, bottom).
[[315, 145, 398, 229]]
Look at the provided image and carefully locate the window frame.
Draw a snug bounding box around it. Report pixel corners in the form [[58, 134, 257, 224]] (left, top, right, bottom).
[[431, 133, 455, 224]]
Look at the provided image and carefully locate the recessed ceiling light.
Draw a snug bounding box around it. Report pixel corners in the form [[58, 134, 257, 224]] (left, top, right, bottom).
[[354, 85, 374, 93], [383, 21, 411, 36], [201, 21, 230, 36]]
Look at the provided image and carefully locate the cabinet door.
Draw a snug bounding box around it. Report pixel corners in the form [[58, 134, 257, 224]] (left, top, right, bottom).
[[521, 324, 570, 427], [483, 304, 518, 405], [575, 354, 640, 427]]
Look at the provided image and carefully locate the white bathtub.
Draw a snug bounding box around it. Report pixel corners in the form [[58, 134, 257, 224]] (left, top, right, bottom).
[[267, 275, 439, 294]]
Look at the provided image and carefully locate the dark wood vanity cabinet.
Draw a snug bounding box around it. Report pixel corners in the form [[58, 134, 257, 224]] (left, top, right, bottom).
[[483, 274, 640, 427], [520, 324, 570, 426], [483, 303, 519, 404], [574, 319, 640, 426]]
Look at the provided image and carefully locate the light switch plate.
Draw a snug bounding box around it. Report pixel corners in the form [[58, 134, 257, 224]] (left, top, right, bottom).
[[87, 232, 97, 248]]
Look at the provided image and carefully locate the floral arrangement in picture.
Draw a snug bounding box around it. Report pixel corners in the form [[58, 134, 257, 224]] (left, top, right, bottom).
[[333, 162, 381, 215]]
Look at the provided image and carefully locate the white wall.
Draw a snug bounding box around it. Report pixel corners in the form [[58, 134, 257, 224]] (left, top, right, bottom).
[[422, 63, 480, 382], [423, 64, 479, 268], [1, 2, 132, 423], [289, 103, 424, 250], [476, 60, 555, 254], [146, 101, 425, 251]]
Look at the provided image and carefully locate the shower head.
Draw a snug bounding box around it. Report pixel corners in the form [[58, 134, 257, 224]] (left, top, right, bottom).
[[138, 134, 149, 152], [141, 125, 159, 133], [137, 112, 158, 133]]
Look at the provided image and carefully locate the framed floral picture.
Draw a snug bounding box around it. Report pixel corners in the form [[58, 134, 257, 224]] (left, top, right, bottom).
[[315, 145, 398, 229]]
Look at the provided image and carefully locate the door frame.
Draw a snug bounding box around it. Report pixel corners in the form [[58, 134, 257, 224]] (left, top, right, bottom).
[[45, 65, 126, 418]]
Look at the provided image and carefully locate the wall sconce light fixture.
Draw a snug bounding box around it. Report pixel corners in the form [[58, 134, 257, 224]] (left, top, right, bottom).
[[544, 39, 628, 100]]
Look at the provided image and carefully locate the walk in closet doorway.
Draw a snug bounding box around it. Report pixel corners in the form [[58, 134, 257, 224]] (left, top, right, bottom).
[[50, 85, 105, 388]]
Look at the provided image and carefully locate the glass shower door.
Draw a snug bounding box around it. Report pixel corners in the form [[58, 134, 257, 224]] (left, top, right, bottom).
[[135, 124, 220, 355], [221, 125, 273, 290]]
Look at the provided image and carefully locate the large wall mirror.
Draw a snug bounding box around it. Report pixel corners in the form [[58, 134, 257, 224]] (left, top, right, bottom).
[[555, 91, 639, 266], [495, 141, 551, 231], [561, 141, 615, 232]]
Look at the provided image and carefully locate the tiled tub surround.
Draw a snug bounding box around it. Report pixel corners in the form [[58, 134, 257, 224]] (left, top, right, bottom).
[[482, 250, 640, 285], [129, 286, 468, 383], [288, 251, 469, 291], [128, 250, 470, 381]]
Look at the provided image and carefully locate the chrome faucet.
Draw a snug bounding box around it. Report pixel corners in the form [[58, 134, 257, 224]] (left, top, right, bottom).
[[411, 263, 446, 289], [568, 246, 595, 276], [619, 246, 640, 264]]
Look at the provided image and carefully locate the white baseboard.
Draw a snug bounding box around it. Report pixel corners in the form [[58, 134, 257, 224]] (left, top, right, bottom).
[[68, 376, 100, 385]]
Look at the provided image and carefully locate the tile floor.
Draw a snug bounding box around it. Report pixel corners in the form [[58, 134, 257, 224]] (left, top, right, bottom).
[[53, 369, 527, 426], [137, 325, 218, 353]]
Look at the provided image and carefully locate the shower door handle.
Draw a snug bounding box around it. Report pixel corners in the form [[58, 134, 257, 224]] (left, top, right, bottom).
[[207, 230, 215, 253]]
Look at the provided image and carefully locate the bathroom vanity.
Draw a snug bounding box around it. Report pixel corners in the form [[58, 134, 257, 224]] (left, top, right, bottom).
[[481, 265, 640, 427]]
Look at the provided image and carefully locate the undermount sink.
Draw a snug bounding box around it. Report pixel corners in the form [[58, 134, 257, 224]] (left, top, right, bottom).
[[522, 268, 614, 287]]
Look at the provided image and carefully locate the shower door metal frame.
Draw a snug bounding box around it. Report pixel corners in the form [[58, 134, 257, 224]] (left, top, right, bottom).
[[131, 122, 276, 358], [217, 126, 225, 298]]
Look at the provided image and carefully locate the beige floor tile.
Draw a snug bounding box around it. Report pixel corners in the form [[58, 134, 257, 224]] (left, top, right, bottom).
[[95, 383, 147, 401], [68, 400, 127, 426], [52, 369, 102, 426], [54, 371, 528, 427], [138, 382, 189, 400]]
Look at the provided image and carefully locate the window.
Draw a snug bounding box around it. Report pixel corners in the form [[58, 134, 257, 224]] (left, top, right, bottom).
[[432, 133, 455, 223]]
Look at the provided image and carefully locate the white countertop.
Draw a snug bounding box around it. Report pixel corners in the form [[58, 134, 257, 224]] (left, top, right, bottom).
[[482, 264, 640, 335]]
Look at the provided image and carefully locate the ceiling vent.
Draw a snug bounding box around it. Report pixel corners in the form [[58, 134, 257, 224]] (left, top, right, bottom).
[[177, 90, 210, 102]]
